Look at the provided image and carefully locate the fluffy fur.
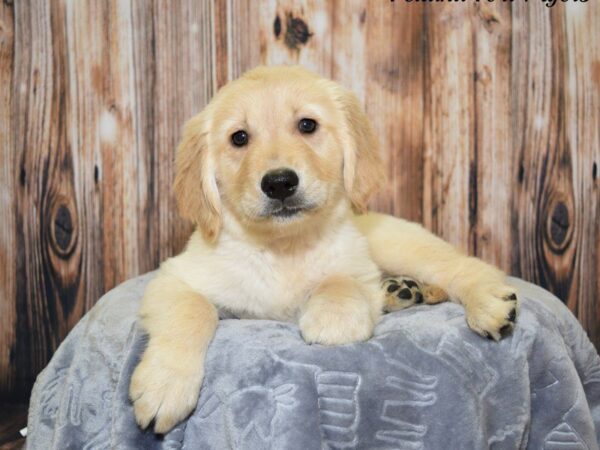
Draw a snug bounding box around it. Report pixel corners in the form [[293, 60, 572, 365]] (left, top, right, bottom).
[[130, 66, 518, 433]]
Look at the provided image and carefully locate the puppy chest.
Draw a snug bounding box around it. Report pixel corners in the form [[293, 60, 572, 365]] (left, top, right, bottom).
[[216, 253, 328, 321], [205, 226, 377, 320]]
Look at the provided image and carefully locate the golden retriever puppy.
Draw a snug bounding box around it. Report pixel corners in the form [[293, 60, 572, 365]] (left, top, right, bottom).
[[129, 66, 518, 433]]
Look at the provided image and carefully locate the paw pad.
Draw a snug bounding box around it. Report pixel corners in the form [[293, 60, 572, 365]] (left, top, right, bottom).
[[508, 308, 516, 322], [382, 277, 424, 312], [397, 288, 413, 300]]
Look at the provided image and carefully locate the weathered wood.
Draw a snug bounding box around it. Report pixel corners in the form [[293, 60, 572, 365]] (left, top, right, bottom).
[[228, 0, 261, 79], [130, 0, 159, 275], [472, 2, 513, 269], [563, 1, 599, 344], [65, 0, 140, 296], [422, 4, 476, 253], [152, 0, 215, 259], [9, 0, 78, 401], [256, 0, 334, 75], [510, 4, 572, 303], [0, 0, 16, 398], [1, 1, 599, 405], [365, 0, 424, 222], [331, 0, 366, 96], [214, 0, 229, 88]]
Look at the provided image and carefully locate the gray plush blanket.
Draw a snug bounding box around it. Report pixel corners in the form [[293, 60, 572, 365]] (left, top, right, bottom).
[[27, 272, 600, 449]]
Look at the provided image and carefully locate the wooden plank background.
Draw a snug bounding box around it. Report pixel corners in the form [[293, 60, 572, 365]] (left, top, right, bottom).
[[0, 0, 598, 405]]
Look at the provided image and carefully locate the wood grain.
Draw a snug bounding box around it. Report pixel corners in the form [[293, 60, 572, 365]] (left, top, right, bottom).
[[562, 1, 599, 343], [9, 0, 78, 402], [0, 402, 27, 448], [151, 0, 215, 260], [365, 0, 424, 222], [422, 4, 476, 252], [0, 0, 16, 397], [0, 1, 598, 405], [510, 3, 575, 311], [472, 2, 513, 269], [228, 0, 261, 79]]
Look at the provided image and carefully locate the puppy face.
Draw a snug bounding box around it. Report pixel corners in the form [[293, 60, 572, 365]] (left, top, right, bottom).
[[174, 66, 384, 242]]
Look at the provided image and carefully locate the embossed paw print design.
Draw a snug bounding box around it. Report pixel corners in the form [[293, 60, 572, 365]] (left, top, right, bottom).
[[195, 384, 298, 448]]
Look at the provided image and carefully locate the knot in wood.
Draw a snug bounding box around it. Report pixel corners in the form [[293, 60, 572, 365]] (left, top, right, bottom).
[[284, 12, 312, 50], [546, 200, 571, 252], [273, 15, 282, 38], [51, 203, 76, 257]]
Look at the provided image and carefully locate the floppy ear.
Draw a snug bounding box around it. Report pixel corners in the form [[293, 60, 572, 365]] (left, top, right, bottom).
[[173, 111, 221, 242], [336, 87, 386, 213]]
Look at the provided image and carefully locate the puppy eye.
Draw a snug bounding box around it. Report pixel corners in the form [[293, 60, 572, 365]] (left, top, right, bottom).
[[298, 118, 318, 134], [231, 130, 249, 147]]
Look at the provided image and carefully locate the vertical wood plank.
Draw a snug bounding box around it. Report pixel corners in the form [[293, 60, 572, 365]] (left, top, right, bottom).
[[331, 0, 366, 98], [510, 2, 549, 287], [130, 0, 159, 276], [365, 1, 424, 222], [64, 0, 150, 313], [152, 0, 216, 259], [70, 1, 140, 290], [564, 1, 600, 347], [509, 2, 599, 348], [472, 2, 513, 269], [227, 0, 261, 79], [62, 1, 103, 322], [422, 4, 476, 252], [0, 0, 15, 398], [10, 0, 81, 401], [510, 4, 572, 299], [214, 0, 229, 88]]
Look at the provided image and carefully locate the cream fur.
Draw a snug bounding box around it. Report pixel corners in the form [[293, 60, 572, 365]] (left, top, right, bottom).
[[130, 66, 518, 433]]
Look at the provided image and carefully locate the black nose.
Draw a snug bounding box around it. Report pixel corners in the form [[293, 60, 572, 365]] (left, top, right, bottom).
[[260, 168, 299, 201]]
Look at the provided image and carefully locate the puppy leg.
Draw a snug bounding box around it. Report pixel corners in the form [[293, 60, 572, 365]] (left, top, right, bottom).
[[129, 271, 218, 433], [299, 276, 380, 345], [355, 213, 518, 341]]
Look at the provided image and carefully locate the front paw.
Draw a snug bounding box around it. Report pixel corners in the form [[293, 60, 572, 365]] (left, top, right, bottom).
[[129, 351, 203, 433], [299, 297, 374, 345], [464, 283, 519, 341]]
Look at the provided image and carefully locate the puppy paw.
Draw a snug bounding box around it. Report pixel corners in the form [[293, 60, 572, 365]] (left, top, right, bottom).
[[463, 283, 518, 341], [299, 296, 374, 345], [129, 351, 203, 434], [382, 276, 449, 312], [382, 276, 423, 312]]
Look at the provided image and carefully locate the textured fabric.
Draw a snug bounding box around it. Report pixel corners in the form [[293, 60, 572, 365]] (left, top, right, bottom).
[[27, 272, 600, 449]]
